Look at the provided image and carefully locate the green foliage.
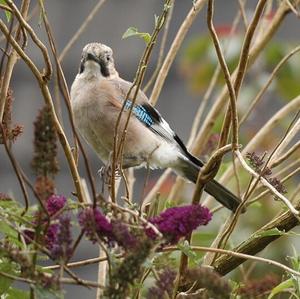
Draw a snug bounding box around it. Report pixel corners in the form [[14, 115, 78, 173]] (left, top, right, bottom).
[[177, 241, 199, 266], [122, 27, 151, 44], [0, 0, 11, 22], [34, 286, 64, 299], [0, 261, 15, 295], [268, 278, 294, 299], [3, 288, 30, 299]]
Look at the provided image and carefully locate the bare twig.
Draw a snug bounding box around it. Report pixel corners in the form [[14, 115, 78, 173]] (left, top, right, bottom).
[[143, 0, 175, 93], [0, 0, 30, 121], [192, 1, 292, 155], [6, 0, 52, 80], [163, 244, 300, 277], [150, 0, 207, 105], [0, 19, 85, 203], [59, 0, 107, 61], [235, 150, 298, 215], [0, 124, 29, 213], [213, 200, 300, 275], [38, 1, 97, 203], [111, 0, 173, 202], [271, 140, 300, 168], [240, 45, 300, 126]]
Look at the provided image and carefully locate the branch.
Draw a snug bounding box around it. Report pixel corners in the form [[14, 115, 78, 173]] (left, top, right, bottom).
[[150, 0, 207, 105], [0, 0, 30, 121], [235, 150, 299, 215], [192, 1, 293, 155], [163, 243, 300, 277], [59, 0, 107, 61], [213, 200, 300, 275], [0, 19, 86, 203]]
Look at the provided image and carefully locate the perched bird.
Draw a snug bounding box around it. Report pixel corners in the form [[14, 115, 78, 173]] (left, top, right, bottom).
[[71, 42, 241, 212]]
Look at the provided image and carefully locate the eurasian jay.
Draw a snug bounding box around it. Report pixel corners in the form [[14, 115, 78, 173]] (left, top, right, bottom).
[[71, 42, 241, 212]]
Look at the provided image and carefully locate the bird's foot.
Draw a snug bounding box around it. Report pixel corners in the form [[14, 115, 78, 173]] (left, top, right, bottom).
[[98, 164, 122, 185]]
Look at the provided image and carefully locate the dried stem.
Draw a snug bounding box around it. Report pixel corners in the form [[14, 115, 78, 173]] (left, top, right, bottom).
[[213, 199, 300, 275], [235, 150, 298, 214], [0, 19, 85, 203], [59, 0, 107, 61], [143, 0, 174, 93], [240, 44, 300, 126], [192, 1, 292, 155], [0, 0, 30, 121], [111, 0, 173, 201], [150, 0, 207, 105], [0, 124, 29, 213], [164, 243, 300, 277]]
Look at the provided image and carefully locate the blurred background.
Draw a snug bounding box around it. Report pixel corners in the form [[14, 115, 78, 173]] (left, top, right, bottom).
[[1, 1, 300, 297]]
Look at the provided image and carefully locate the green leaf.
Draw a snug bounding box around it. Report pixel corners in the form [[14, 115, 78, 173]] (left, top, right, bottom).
[[122, 27, 151, 44], [0, 221, 18, 240], [154, 14, 159, 27], [5, 287, 30, 299], [34, 286, 64, 299], [177, 241, 199, 265], [0, 0, 11, 22], [256, 228, 284, 238], [0, 262, 15, 295], [267, 278, 293, 299]]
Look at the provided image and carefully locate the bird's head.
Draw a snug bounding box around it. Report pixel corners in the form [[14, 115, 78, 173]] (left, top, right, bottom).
[[79, 42, 118, 78]]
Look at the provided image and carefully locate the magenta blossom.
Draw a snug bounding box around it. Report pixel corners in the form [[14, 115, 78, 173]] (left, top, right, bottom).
[[146, 204, 212, 244], [49, 215, 73, 260], [78, 208, 138, 249], [78, 207, 114, 244], [46, 194, 67, 216]]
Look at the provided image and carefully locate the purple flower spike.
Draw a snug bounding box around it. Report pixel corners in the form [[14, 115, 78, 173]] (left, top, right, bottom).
[[146, 204, 212, 244], [45, 223, 59, 251], [78, 208, 113, 244], [46, 194, 67, 216], [111, 221, 137, 250], [50, 215, 73, 260]]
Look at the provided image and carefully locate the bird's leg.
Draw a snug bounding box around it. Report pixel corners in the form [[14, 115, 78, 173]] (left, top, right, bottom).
[[97, 152, 122, 187]]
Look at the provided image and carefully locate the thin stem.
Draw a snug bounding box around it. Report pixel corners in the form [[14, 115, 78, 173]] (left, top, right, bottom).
[[163, 245, 300, 277], [240, 45, 300, 126], [143, 0, 174, 93], [0, 0, 31, 121], [59, 0, 107, 61], [150, 0, 207, 105], [235, 150, 298, 215], [0, 124, 29, 213]]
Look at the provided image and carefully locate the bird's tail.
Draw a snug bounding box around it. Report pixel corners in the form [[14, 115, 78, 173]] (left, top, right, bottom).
[[175, 156, 241, 212]]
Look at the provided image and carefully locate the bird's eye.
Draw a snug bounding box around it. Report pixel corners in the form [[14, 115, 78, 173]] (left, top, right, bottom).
[[106, 56, 111, 62]]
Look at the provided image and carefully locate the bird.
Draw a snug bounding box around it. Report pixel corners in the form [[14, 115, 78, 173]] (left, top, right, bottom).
[[70, 42, 241, 212]]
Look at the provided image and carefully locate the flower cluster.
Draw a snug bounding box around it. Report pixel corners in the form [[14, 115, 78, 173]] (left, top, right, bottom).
[[182, 267, 231, 299], [246, 152, 287, 195], [31, 105, 59, 200], [1, 241, 60, 290], [147, 268, 176, 299], [78, 207, 114, 244], [46, 194, 67, 216], [105, 238, 153, 299], [146, 204, 212, 244], [78, 207, 137, 250], [25, 194, 72, 261], [31, 105, 59, 177], [0, 87, 23, 144], [237, 274, 279, 298], [50, 215, 73, 260]]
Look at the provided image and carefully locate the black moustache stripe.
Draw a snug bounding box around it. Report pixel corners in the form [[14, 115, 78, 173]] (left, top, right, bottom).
[[83, 53, 110, 77], [99, 60, 110, 77]]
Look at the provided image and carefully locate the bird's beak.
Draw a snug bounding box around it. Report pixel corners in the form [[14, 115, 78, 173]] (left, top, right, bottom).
[[85, 53, 101, 65]]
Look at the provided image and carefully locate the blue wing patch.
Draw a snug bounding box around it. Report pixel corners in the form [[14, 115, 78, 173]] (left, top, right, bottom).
[[124, 100, 154, 126]]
